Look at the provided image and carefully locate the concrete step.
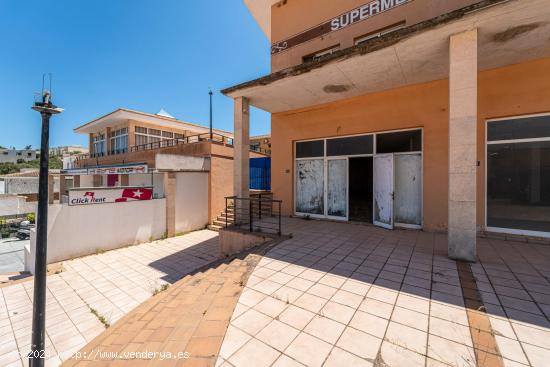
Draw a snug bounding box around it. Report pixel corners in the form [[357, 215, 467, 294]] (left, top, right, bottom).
[[207, 224, 222, 232]]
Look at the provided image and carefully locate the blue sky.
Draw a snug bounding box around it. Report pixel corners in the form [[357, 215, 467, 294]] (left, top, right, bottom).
[[0, 0, 271, 149]]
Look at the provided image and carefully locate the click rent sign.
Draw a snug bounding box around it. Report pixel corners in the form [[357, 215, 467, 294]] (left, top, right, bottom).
[[271, 0, 409, 54], [69, 187, 153, 206]]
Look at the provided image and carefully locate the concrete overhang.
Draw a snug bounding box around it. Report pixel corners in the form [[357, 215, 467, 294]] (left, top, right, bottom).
[[243, 0, 279, 41], [223, 0, 550, 113], [74, 108, 233, 137]]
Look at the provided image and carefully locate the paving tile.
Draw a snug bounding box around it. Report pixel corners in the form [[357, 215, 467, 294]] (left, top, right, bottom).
[[286, 277, 314, 292], [385, 321, 427, 354], [391, 306, 429, 332], [396, 293, 430, 314], [293, 293, 328, 314], [256, 320, 299, 351], [512, 322, 550, 349], [379, 340, 426, 367], [359, 297, 394, 319], [271, 354, 306, 367], [232, 309, 272, 336], [349, 311, 389, 339], [495, 335, 529, 365], [228, 338, 280, 367], [429, 316, 473, 347], [367, 287, 398, 305], [323, 347, 374, 367], [254, 297, 288, 318], [284, 332, 332, 367], [336, 326, 382, 361], [427, 334, 475, 367], [278, 305, 316, 331], [303, 315, 345, 344], [319, 301, 355, 325], [522, 342, 550, 367], [307, 283, 338, 300], [330, 289, 363, 309]]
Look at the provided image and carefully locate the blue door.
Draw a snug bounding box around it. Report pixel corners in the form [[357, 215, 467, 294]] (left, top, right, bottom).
[[250, 157, 271, 191]]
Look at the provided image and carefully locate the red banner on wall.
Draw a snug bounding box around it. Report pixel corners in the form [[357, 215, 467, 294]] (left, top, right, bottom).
[[68, 187, 153, 206]]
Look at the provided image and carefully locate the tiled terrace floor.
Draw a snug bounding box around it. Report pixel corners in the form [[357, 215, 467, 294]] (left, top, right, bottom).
[[0, 239, 27, 273], [0, 230, 219, 366], [218, 218, 550, 367]]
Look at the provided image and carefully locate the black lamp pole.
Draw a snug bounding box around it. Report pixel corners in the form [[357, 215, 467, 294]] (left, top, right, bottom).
[[30, 91, 63, 367], [209, 89, 213, 140]]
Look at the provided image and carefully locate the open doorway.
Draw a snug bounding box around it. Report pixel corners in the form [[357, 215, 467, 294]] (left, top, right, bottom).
[[349, 157, 373, 222]]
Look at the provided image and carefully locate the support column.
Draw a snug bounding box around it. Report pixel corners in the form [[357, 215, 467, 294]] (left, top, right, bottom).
[[105, 127, 111, 155], [59, 176, 66, 198], [48, 174, 54, 204], [164, 172, 176, 238], [233, 96, 250, 199], [448, 29, 478, 262]]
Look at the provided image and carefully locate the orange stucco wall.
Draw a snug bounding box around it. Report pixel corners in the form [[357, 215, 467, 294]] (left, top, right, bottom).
[[271, 58, 550, 232]]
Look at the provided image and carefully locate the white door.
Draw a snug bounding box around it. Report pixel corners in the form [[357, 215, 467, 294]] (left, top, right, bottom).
[[395, 153, 422, 227], [327, 158, 348, 219], [373, 154, 394, 229]]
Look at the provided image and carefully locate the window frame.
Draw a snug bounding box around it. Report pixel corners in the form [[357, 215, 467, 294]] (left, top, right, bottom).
[[485, 112, 550, 238]]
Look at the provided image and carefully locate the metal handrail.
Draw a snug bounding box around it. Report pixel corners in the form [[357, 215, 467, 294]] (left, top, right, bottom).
[[224, 194, 281, 236]]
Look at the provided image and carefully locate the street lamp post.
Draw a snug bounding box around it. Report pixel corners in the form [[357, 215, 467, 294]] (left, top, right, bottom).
[[209, 89, 213, 140], [29, 91, 63, 367]]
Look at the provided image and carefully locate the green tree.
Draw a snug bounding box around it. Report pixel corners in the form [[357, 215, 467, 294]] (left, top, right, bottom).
[[0, 162, 19, 175]]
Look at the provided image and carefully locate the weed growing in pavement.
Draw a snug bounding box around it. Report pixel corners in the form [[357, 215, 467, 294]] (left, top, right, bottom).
[[152, 283, 170, 295], [90, 308, 110, 328]]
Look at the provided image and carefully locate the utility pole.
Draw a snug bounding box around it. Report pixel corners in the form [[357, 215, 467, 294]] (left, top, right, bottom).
[[209, 89, 213, 140], [30, 89, 63, 367]]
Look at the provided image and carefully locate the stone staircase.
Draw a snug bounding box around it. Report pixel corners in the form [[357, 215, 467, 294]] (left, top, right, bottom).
[[207, 192, 273, 232], [208, 204, 235, 232]]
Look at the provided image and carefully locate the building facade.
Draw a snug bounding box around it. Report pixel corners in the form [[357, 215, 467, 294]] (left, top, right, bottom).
[[70, 108, 267, 229], [224, 0, 550, 261], [0, 148, 39, 164]]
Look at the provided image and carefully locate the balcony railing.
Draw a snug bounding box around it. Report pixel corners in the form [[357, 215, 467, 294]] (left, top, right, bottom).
[[77, 132, 270, 162]]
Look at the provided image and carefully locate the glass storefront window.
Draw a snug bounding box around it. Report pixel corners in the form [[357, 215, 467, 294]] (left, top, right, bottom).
[[487, 116, 550, 234]]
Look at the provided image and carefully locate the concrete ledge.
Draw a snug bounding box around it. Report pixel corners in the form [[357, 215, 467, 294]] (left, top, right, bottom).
[[219, 228, 273, 257]]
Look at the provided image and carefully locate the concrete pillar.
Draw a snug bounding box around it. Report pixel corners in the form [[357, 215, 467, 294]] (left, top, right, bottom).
[[48, 174, 54, 204], [448, 29, 478, 262], [127, 122, 136, 149], [89, 134, 94, 156], [164, 172, 176, 238], [59, 176, 67, 197], [233, 96, 250, 199], [105, 128, 112, 155]]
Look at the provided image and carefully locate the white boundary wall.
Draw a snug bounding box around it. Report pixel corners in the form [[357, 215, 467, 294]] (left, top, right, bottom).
[[26, 199, 166, 273], [175, 172, 209, 233]]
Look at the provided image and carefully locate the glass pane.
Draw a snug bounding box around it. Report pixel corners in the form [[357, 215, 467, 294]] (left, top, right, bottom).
[[296, 140, 324, 158], [488, 115, 550, 141], [376, 130, 422, 154], [328, 160, 347, 217], [296, 159, 324, 215], [395, 154, 422, 225], [327, 135, 373, 156], [487, 141, 550, 232]]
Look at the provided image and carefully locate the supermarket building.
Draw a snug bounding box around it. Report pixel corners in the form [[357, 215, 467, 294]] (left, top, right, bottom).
[[223, 0, 550, 261]]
